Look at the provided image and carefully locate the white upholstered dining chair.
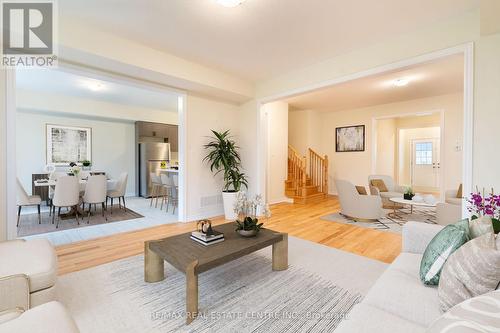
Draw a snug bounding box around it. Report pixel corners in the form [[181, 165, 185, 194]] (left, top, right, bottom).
[[52, 176, 80, 228], [82, 175, 107, 224], [107, 172, 128, 213], [16, 178, 42, 227], [48, 171, 65, 216]]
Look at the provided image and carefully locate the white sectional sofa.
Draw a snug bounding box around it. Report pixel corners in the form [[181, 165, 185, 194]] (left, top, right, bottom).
[[336, 222, 445, 333]]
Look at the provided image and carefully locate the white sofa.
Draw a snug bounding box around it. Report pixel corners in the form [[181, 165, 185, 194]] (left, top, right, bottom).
[[336, 222, 444, 333], [0, 301, 79, 333], [0, 239, 57, 312], [336, 179, 382, 221], [368, 175, 405, 205]]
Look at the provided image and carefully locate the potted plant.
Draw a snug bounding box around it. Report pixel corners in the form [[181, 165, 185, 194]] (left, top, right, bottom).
[[82, 160, 92, 170], [404, 187, 415, 200], [203, 130, 248, 220], [466, 188, 500, 234], [234, 193, 270, 237]]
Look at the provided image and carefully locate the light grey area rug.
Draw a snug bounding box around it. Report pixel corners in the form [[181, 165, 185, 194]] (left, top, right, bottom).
[[17, 206, 143, 237], [57, 236, 387, 333], [321, 207, 436, 234]]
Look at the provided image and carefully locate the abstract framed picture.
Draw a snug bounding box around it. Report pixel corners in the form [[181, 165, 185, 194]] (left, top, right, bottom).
[[336, 125, 365, 152], [46, 124, 92, 165]]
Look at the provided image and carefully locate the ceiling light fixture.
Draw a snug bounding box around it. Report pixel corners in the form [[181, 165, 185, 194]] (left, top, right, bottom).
[[393, 78, 409, 87], [81, 80, 106, 92], [216, 0, 246, 8]]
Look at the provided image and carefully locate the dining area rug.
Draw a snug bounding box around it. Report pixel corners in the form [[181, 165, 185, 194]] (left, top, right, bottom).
[[17, 206, 143, 237]]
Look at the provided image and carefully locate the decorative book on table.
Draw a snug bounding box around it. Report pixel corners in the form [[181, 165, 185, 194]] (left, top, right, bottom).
[[191, 231, 224, 245]]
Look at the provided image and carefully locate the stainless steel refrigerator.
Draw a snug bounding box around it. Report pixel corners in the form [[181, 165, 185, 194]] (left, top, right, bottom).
[[138, 142, 170, 197]]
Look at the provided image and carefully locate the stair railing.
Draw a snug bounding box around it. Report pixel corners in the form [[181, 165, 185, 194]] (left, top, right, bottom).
[[287, 145, 307, 195], [308, 148, 329, 195]]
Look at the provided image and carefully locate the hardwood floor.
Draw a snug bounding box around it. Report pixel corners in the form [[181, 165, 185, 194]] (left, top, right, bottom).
[[56, 195, 401, 275]]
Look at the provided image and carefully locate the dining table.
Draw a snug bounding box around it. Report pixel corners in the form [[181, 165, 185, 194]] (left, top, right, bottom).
[[33, 177, 118, 219]]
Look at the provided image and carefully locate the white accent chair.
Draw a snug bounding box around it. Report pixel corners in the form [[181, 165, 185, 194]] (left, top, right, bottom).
[[52, 176, 80, 228], [444, 189, 463, 206], [436, 187, 463, 225], [107, 172, 128, 213], [0, 301, 79, 333], [368, 175, 405, 204], [336, 179, 382, 221], [82, 175, 107, 224], [16, 179, 42, 227], [0, 239, 57, 312]]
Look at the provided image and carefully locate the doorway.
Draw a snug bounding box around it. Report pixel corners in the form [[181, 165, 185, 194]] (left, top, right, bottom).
[[410, 136, 440, 192]]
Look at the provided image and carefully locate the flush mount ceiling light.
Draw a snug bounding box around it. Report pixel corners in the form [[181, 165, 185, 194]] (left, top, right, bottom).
[[393, 78, 409, 87], [81, 79, 106, 92], [216, 0, 246, 7]]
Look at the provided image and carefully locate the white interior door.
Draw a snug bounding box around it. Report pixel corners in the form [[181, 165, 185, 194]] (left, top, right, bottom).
[[411, 138, 440, 191]]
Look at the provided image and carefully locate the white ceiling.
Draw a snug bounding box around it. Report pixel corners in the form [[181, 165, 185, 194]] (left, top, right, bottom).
[[59, 0, 479, 82], [285, 54, 464, 112], [16, 68, 180, 111]]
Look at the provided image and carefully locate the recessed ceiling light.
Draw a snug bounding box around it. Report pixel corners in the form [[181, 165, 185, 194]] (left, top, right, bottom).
[[393, 78, 409, 87], [216, 0, 246, 7]]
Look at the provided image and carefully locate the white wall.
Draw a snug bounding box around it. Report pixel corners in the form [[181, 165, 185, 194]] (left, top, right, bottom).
[[263, 101, 289, 204], [375, 118, 397, 178], [184, 94, 241, 220], [288, 109, 322, 156], [0, 70, 7, 241], [287, 93, 463, 194], [16, 111, 138, 196]]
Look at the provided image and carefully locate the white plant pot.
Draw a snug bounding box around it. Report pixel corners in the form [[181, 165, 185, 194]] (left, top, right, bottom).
[[222, 191, 238, 220]]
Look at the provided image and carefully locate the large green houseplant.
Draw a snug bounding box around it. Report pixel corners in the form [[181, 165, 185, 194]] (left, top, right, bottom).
[[203, 130, 248, 219]]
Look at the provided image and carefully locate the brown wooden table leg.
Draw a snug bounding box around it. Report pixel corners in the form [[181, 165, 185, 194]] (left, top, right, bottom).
[[186, 260, 199, 324], [144, 241, 165, 283], [272, 233, 288, 271]]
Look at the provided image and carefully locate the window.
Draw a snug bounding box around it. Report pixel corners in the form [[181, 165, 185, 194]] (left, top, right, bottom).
[[415, 142, 432, 165]]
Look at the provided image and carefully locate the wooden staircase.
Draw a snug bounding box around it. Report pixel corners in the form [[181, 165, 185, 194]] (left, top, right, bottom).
[[285, 145, 328, 204]]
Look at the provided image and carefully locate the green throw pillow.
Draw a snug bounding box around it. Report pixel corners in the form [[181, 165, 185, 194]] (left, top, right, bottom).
[[419, 219, 470, 285]]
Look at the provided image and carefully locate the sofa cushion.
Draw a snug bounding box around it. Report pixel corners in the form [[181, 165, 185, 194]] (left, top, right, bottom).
[[419, 220, 469, 285], [335, 303, 426, 333], [0, 301, 79, 333], [438, 233, 500, 312], [428, 290, 500, 333], [469, 216, 494, 239], [363, 255, 442, 326], [370, 179, 388, 192], [0, 239, 57, 292]]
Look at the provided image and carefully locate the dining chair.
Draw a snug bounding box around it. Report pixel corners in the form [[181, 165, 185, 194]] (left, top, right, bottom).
[[48, 171, 65, 216], [106, 172, 128, 214], [150, 173, 163, 208], [82, 175, 107, 224], [52, 176, 80, 228], [16, 178, 42, 227]]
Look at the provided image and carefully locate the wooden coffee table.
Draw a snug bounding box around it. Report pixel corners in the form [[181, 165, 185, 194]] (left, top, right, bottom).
[[144, 222, 288, 324]]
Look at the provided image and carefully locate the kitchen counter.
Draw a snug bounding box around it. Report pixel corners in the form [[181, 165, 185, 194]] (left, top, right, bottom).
[[159, 169, 179, 173]]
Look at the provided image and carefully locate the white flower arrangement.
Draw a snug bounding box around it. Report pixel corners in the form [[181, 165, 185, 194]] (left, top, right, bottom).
[[70, 165, 81, 176], [233, 192, 271, 220]]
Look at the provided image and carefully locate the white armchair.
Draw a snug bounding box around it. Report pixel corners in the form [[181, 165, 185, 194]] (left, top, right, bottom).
[[444, 189, 463, 206], [368, 175, 405, 205], [0, 239, 57, 312], [336, 179, 382, 221]]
